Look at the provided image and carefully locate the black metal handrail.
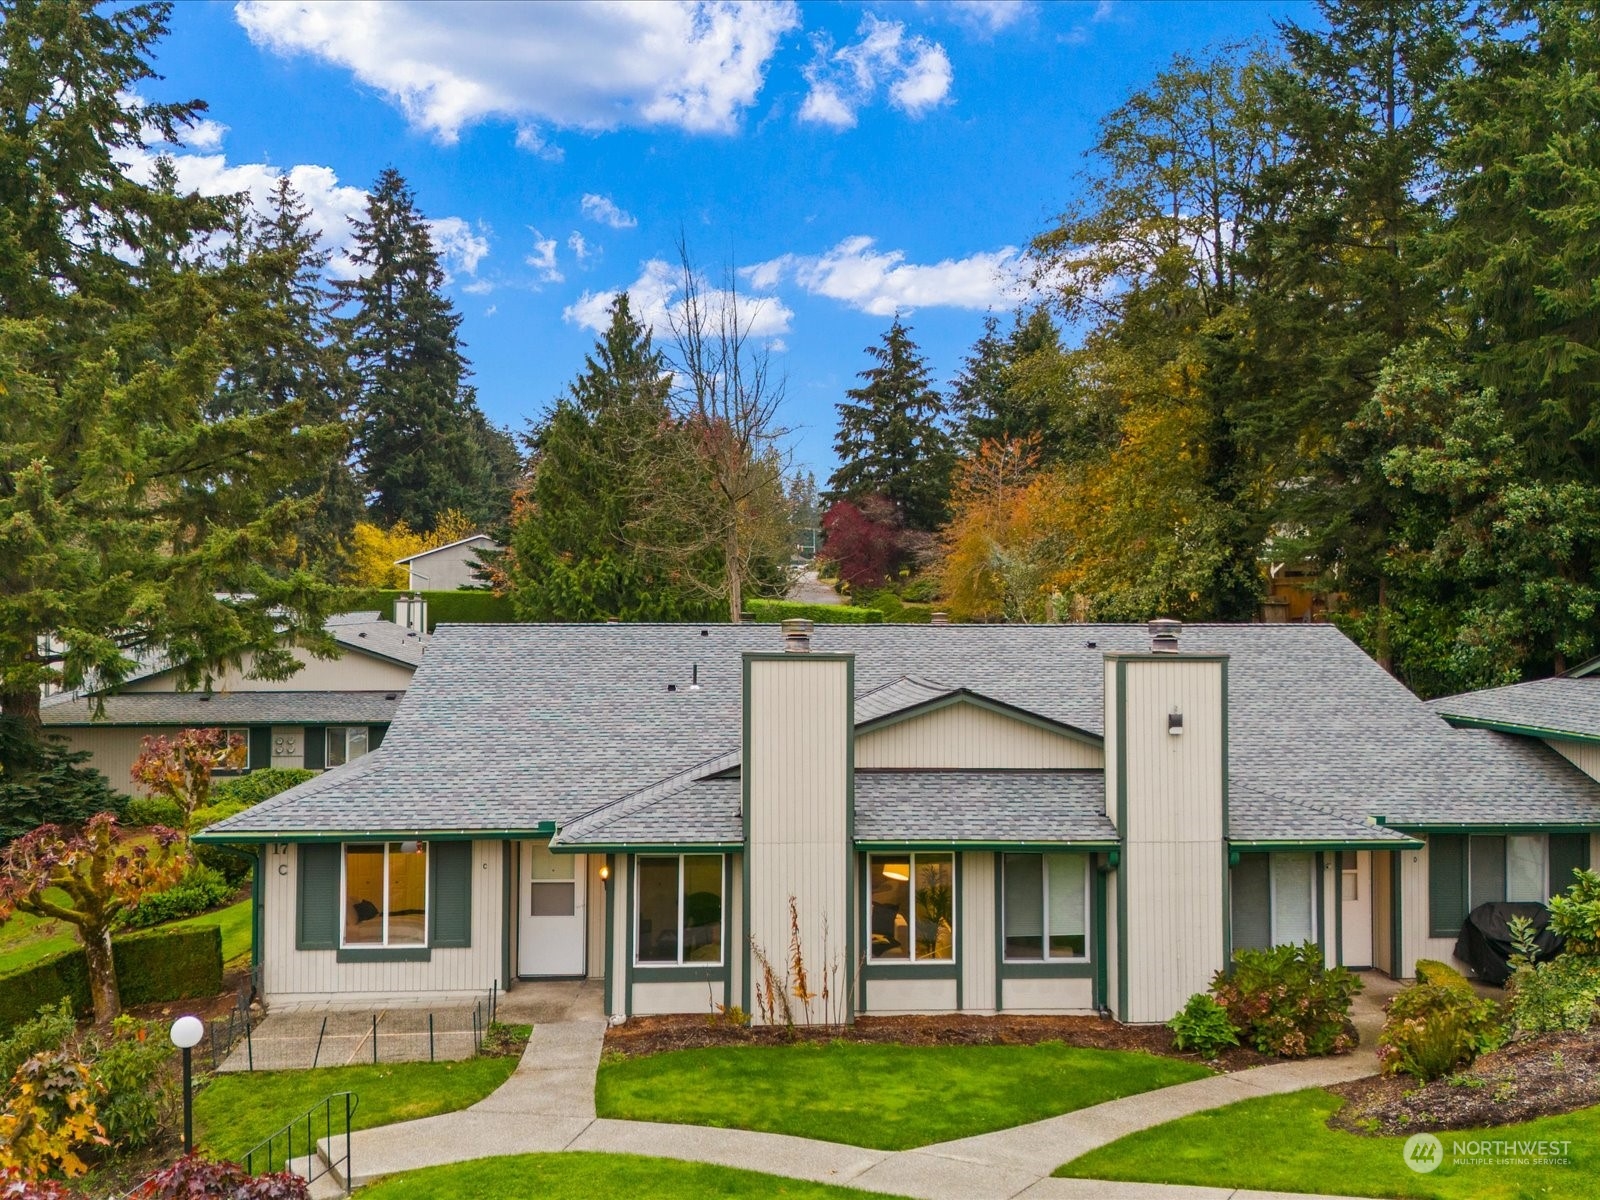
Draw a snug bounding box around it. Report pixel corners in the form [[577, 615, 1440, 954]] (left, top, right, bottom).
[[243, 1091, 359, 1193]]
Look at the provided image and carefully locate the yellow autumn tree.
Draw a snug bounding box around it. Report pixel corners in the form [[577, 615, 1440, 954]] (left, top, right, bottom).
[[346, 509, 482, 590]]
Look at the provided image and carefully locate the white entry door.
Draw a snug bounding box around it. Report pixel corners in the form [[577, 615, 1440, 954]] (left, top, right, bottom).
[[1341, 851, 1373, 968], [519, 841, 586, 977]]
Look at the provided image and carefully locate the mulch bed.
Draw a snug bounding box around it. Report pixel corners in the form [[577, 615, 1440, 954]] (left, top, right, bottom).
[[604, 1012, 1276, 1072], [1328, 1029, 1600, 1136]]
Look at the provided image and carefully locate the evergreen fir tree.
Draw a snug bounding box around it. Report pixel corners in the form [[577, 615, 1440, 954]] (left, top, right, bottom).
[[827, 318, 956, 532], [338, 168, 495, 533]]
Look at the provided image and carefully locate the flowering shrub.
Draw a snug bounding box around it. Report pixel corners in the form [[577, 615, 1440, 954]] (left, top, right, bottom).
[[1210, 942, 1362, 1057], [129, 1155, 309, 1199]]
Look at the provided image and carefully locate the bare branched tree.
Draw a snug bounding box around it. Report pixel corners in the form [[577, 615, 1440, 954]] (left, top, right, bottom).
[[637, 240, 794, 622]]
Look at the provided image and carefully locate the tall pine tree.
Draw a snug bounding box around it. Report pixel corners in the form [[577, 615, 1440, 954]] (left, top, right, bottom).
[[828, 317, 955, 532], [338, 168, 496, 533]]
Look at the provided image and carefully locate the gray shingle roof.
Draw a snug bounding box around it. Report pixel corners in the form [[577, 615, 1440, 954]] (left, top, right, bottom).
[[198, 622, 1600, 840], [1227, 782, 1418, 846], [41, 691, 404, 728], [854, 771, 1116, 844], [855, 677, 957, 724], [1430, 677, 1600, 741]]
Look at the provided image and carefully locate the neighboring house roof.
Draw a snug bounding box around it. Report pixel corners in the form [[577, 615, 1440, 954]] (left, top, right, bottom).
[[393, 534, 498, 565], [198, 622, 1600, 843], [1429, 676, 1600, 743], [40, 691, 404, 728]]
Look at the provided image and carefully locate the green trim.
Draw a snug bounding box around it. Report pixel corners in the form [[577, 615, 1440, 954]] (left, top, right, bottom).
[[993, 858, 1004, 1013], [500, 841, 513, 987], [954, 852, 964, 1011], [1220, 658, 1232, 967], [859, 854, 870, 1011], [855, 691, 1103, 748], [1390, 849, 1405, 978], [1334, 852, 1344, 968], [1436, 714, 1600, 746], [195, 826, 554, 845], [723, 854, 733, 1013], [740, 658, 752, 1016], [741, 651, 858, 662], [1227, 839, 1423, 851], [1568, 655, 1600, 679], [553, 842, 741, 853], [854, 839, 1119, 851], [1102, 652, 1232, 662], [603, 853, 615, 1016], [1092, 854, 1108, 1010], [1114, 658, 1128, 1023], [624, 854, 634, 1018], [999, 960, 1095, 979], [631, 965, 727, 983], [250, 846, 265, 980], [336, 947, 430, 963], [1387, 823, 1600, 835], [861, 962, 958, 981], [844, 656, 856, 1024]]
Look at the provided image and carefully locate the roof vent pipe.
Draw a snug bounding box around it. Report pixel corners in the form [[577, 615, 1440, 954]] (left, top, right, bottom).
[[930, 612, 949, 626], [782, 618, 813, 653], [1149, 618, 1182, 653]]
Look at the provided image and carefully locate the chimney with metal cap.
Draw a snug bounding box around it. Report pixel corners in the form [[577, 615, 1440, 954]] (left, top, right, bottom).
[[930, 611, 949, 626], [782, 617, 813, 653], [1148, 617, 1181, 653]]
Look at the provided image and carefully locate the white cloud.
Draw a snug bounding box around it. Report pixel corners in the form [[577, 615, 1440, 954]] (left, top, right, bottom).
[[428, 216, 491, 277], [183, 116, 230, 151], [514, 125, 564, 161], [567, 231, 592, 263], [747, 236, 1027, 316], [526, 230, 564, 283], [799, 15, 952, 130], [234, 0, 801, 143], [564, 258, 793, 341], [934, 1, 1033, 34], [580, 193, 637, 230]]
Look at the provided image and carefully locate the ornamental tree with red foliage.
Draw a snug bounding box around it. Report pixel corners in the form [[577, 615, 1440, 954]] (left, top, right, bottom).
[[818, 496, 907, 592], [0, 815, 184, 1023], [129, 1156, 309, 1200], [129, 728, 247, 835]]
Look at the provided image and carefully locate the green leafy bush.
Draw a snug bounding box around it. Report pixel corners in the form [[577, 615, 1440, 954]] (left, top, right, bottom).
[[86, 1017, 175, 1151], [1508, 953, 1600, 1034], [1548, 868, 1600, 954], [1210, 942, 1362, 1057], [117, 864, 234, 930], [335, 588, 513, 630], [0, 926, 223, 1030], [207, 769, 315, 810], [744, 599, 885, 624], [124, 795, 185, 828], [1168, 993, 1239, 1057], [0, 1000, 75, 1084], [1414, 959, 1476, 993], [1377, 981, 1502, 1081], [857, 589, 936, 624]]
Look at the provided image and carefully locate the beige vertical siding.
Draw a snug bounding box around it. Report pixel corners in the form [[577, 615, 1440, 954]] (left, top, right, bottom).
[[54, 727, 146, 795], [1118, 658, 1227, 1023], [1102, 662, 1119, 832], [864, 977, 956, 1013], [1104, 868, 1119, 1005], [406, 541, 492, 591], [1372, 851, 1393, 973], [1400, 840, 1463, 976], [124, 647, 413, 693], [586, 855, 606, 980], [270, 726, 303, 769], [998, 977, 1094, 1013], [631, 980, 720, 1016], [261, 841, 505, 1005], [961, 852, 997, 1013], [855, 703, 1102, 769], [1548, 739, 1600, 783], [745, 655, 851, 1025], [1321, 855, 1338, 968], [608, 856, 630, 1018]]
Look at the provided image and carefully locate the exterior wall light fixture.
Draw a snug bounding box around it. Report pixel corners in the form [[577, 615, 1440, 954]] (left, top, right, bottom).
[[1168, 708, 1184, 736]]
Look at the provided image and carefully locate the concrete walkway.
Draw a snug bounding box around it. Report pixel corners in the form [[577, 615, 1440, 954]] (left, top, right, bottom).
[[322, 981, 1391, 1200]]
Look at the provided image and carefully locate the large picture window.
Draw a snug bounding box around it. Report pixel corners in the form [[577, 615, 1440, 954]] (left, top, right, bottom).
[[1003, 853, 1088, 961], [868, 853, 954, 962], [1429, 832, 1588, 936], [341, 841, 428, 948], [1231, 852, 1315, 952], [635, 854, 723, 966], [327, 726, 370, 768]]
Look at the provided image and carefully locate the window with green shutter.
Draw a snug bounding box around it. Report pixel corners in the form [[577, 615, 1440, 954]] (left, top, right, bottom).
[[369, 724, 387, 751], [248, 727, 271, 772], [1550, 834, 1591, 897], [1428, 834, 1467, 937], [303, 725, 326, 770], [297, 843, 340, 950], [1230, 853, 1271, 952], [430, 841, 473, 948]]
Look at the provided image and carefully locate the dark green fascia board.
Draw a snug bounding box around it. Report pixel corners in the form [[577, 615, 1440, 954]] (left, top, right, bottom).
[[1567, 655, 1600, 679], [1101, 652, 1231, 662], [861, 962, 958, 980], [336, 947, 430, 963], [630, 964, 728, 983], [1228, 838, 1423, 852], [854, 690, 1102, 748], [1380, 822, 1600, 835], [999, 960, 1094, 980], [1435, 714, 1600, 746], [856, 839, 1119, 852], [551, 841, 741, 854], [741, 650, 858, 662], [194, 824, 556, 844]]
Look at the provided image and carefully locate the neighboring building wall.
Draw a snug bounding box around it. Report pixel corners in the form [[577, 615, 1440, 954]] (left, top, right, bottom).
[[261, 841, 505, 1005], [405, 540, 494, 592], [855, 703, 1103, 769], [124, 647, 413, 693], [1548, 738, 1600, 784], [52, 727, 148, 795], [744, 653, 852, 1025], [961, 852, 997, 1013], [1112, 655, 1228, 1024]]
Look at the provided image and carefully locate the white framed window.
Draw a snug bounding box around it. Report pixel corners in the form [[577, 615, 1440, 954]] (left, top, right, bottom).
[[214, 727, 250, 775], [327, 726, 370, 768], [868, 853, 955, 962], [1003, 853, 1089, 962], [341, 841, 428, 948], [635, 854, 723, 966], [1270, 852, 1316, 946], [1505, 835, 1547, 903]]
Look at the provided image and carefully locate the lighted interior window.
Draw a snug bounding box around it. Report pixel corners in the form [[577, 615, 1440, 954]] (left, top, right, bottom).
[[868, 853, 954, 962], [342, 841, 428, 948]]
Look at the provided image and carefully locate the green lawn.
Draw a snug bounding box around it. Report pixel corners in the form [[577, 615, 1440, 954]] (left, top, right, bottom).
[[1057, 1087, 1599, 1199], [195, 1055, 520, 1164], [596, 1041, 1212, 1150], [0, 888, 79, 973], [168, 897, 253, 968], [359, 1152, 905, 1199]]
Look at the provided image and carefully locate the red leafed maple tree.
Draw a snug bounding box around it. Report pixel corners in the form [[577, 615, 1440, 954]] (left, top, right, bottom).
[[129, 728, 247, 834]]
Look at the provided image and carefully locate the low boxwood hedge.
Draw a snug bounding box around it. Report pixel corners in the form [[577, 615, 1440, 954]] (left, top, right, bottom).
[[745, 599, 885, 624], [0, 925, 223, 1031]]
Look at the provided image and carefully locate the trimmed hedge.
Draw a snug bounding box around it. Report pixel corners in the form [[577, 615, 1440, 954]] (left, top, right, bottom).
[[745, 599, 885, 624], [334, 588, 514, 630], [0, 925, 223, 1031]]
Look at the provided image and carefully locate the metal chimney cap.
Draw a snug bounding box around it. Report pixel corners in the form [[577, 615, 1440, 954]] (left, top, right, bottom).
[[1148, 617, 1182, 653], [781, 617, 814, 652], [930, 611, 949, 626]]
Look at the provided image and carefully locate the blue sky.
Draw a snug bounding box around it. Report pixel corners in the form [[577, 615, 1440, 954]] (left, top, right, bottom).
[[145, 1, 1309, 477]]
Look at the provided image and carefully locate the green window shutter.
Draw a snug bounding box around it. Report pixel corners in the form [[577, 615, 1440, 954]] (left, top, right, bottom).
[[1549, 834, 1590, 898], [297, 843, 340, 950], [303, 726, 326, 770], [430, 841, 472, 949], [1468, 835, 1506, 910], [1230, 853, 1271, 952], [369, 724, 387, 751], [1428, 834, 1468, 937], [248, 727, 271, 772]]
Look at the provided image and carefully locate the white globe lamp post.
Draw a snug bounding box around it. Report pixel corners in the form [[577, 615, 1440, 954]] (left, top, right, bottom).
[[170, 1015, 205, 1154]]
